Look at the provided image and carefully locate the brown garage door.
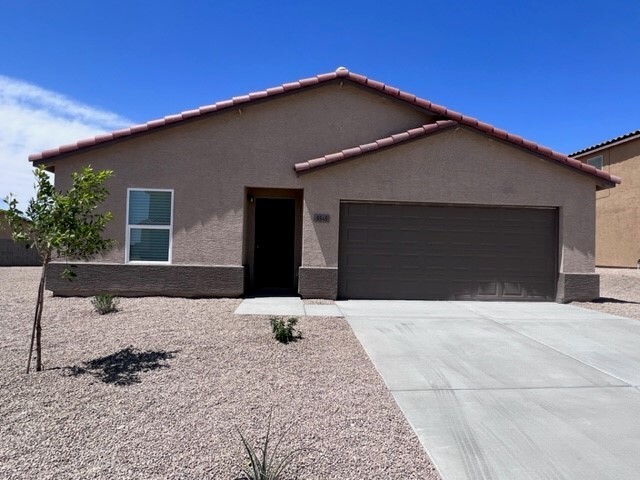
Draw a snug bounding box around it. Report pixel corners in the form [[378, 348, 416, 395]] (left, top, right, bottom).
[[338, 202, 557, 301]]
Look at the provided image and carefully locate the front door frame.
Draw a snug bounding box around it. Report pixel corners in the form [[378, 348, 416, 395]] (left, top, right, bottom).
[[243, 187, 303, 294]]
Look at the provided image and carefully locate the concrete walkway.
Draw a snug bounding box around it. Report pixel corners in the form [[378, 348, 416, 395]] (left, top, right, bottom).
[[234, 296, 343, 317], [338, 300, 640, 480]]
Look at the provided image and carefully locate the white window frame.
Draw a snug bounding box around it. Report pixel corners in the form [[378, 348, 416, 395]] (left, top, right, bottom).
[[586, 155, 604, 170], [125, 188, 174, 264]]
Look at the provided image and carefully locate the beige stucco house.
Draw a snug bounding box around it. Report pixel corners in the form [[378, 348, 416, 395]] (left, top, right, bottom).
[[571, 130, 639, 268], [0, 211, 41, 266], [31, 68, 619, 302]]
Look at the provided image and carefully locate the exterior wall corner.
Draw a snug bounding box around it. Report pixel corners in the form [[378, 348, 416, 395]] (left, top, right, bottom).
[[556, 272, 600, 303], [298, 266, 338, 299]]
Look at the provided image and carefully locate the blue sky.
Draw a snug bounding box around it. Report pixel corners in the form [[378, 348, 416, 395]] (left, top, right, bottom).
[[2, 0, 639, 206]]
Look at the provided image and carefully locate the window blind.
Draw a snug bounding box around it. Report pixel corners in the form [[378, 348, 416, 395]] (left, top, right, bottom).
[[128, 190, 172, 225], [127, 189, 173, 262]]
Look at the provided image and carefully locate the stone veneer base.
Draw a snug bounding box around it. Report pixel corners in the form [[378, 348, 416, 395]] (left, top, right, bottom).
[[47, 263, 244, 298]]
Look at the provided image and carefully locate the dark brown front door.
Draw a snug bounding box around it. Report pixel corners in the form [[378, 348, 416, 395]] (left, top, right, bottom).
[[254, 198, 296, 290], [338, 202, 558, 301]]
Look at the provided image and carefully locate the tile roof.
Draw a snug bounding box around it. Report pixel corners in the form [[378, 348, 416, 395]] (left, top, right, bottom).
[[29, 67, 620, 185], [294, 120, 458, 172], [570, 129, 640, 157]]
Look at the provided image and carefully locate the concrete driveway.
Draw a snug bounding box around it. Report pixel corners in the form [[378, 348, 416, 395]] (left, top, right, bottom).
[[337, 300, 640, 480]]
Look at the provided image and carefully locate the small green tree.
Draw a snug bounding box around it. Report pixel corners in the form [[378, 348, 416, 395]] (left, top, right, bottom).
[[4, 166, 114, 373]]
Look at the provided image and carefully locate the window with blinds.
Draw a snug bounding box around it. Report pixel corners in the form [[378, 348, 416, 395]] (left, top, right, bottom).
[[126, 189, 173, 263]]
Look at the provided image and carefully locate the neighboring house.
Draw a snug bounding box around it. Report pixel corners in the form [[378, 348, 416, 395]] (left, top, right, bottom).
[[0, 211, 42, 266], [29, 68, 619, 302], [571, 131, 639, 268]]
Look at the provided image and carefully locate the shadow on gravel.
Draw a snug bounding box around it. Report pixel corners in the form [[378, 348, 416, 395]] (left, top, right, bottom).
[[592, 297, 640, 305], [66, 346, 178, 386]]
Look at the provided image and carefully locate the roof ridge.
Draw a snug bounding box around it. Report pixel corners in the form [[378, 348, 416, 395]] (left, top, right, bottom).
[[294, 120, 458, 172], [28, 69, 620, 185]]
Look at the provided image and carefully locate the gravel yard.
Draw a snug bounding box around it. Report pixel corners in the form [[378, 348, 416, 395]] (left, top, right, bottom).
[[574, 267, 640, 319], [0, 267, 437, 480], [4, 266, 635, 480]]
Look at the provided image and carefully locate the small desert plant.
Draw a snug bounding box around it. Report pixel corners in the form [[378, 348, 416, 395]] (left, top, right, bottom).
[[91, 294, 119, 315], [237, 410, 309, 480], [270, 317, 300, 344]]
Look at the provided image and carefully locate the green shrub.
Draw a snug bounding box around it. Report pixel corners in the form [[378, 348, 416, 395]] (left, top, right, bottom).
[[91, 294, 119, 315], [270, 317, 300, 344], [237, 410, 308, 480]]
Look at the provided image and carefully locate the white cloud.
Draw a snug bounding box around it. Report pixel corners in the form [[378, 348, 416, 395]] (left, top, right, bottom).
[[0, 75, 132, 211]]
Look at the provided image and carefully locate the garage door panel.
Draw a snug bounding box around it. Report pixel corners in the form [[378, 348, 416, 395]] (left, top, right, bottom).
[[344, 227, 368, 242], [503, 282, 525, 296], [344, 203, 370, 217], [339, 202, 557, 301]]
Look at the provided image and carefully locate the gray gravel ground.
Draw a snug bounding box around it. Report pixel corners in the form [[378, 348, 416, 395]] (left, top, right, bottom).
[[0, 267, 438, 480], [573, 268, 640, 320]]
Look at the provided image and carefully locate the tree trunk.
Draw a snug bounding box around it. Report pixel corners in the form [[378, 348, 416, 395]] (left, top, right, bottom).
[[27, 261, 47, 373]]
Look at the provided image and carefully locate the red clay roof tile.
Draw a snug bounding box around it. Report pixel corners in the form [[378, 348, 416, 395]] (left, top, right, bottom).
[[428, 103, 447, 116], [95, 133, 113, 142], [346, 72, 367, 83], [199, 105, 218, 113], [566, 158, 583, 169], [28, 68, 621, 186], [376, 137, 395, 148], [293, 120, 458, 173], [414, 98, 432, 109], [492, 128, 509, 140], [383, 85, 400, 96], [461, 115, 479, 126], [231, 95, 252, 103], [248, 91, 269, 100], [146, 119, 165, 128], [77, 137, 96, 147], [445, 110, 463, 121], [360, 142, 378, 152], [475, 121, 493, 133], [316, 72, 337, 81], [398, 91, 416, 103], [342, 147, 362, 157], [182, 109, 201, 118], [391, 132, 411, 142], [407, 126, 426, 137], [365, 78, 385, 90], [59, 144, 76, 153], [298, 77, 319, 86], [506, 133, 523, 144]]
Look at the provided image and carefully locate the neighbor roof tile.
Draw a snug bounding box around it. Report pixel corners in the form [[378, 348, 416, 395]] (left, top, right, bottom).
[[570, 129, 640, 157]]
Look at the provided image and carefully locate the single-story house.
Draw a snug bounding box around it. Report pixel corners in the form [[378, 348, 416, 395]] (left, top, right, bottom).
[[0, 211, 42, 266], [571, 130, 639, 268], [30, 68, 620, 302]]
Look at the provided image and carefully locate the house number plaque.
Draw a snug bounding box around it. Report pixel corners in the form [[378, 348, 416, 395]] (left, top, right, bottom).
[[313, 213, 330, 223]]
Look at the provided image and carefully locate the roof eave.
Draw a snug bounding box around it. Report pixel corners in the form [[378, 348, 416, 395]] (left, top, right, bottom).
[[453, 126, 620, 190], [29, 68, 621, 187]]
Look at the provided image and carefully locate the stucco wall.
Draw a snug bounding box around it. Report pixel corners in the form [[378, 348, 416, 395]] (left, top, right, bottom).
[[578, 139, 640, 268], [0, 214, 13, 240], [53, 82, 432, 266], [0, 215, 41, 266], [298, 129, 596, 273], [48, 81, 598, 281]]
